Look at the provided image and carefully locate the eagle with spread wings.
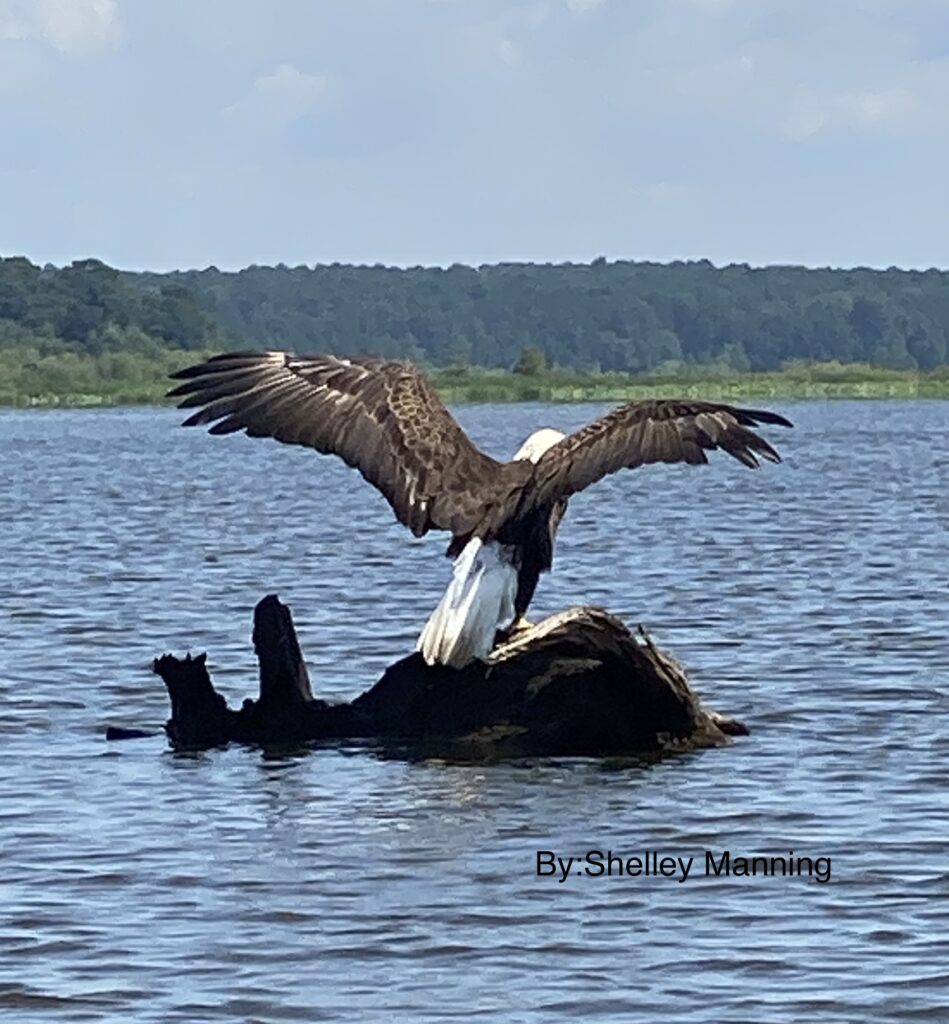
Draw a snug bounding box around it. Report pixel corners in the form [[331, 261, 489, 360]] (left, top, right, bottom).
[[170, 352, 791, 668]]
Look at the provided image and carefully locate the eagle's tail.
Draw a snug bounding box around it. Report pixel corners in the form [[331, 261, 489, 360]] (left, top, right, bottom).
[[417, 538, 518, 669]]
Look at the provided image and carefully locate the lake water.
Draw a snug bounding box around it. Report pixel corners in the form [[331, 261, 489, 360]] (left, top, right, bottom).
[[1, 400, 948, 1022]]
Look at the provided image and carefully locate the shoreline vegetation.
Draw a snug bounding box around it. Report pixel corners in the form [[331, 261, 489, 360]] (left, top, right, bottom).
[[3, 255, 949, 406], [3, 357, 949, 408]]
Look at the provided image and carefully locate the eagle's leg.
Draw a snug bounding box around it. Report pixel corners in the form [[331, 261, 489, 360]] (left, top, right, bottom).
[[493, 615, 533, 647]]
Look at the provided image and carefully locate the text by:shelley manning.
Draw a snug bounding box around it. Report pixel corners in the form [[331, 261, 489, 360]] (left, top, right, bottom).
[[537, 849, 832, 884]]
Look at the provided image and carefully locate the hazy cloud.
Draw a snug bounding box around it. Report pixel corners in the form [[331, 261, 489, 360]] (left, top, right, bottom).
[[0, 0, 121, 55], [784, 87, 920, 141], [496, 37, 520, 66], [615, 3, 949, 148], [686, 0, 743, 12], [223, 63, 331, 128]]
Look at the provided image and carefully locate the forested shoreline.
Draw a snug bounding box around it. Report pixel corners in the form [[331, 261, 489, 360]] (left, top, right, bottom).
[[2, 255, 949, 405]]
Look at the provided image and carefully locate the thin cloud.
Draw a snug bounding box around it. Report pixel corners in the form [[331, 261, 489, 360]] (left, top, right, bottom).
[[223, 63, 332, 128], [496, 37, 520, 66], [616, 4, 949, 144], [0, 0, 121, 55], [784, 87, 920, 141], [566, 0, 605, 14]]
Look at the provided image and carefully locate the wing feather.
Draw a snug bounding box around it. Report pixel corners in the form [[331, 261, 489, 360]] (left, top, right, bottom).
[[530, 399, 791, 505], [168, 351, 528, 538]]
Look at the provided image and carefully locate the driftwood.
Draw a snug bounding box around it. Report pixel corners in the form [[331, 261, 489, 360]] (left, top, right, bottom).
[[149, 595, 746, 760]]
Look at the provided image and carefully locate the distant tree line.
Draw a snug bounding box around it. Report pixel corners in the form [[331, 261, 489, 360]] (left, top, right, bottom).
[[132, 258, 949, 372], [0, 257, 222, 356], [3, 255, 949, 378]]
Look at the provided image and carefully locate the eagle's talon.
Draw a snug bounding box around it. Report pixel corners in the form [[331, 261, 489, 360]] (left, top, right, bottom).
[[494, 616, 533, 647]]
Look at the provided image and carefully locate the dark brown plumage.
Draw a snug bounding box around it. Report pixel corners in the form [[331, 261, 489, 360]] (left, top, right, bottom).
[[168, 351, 791, 550], [529, 397, 790, 508], [170, 351, 537, 540], [170, 351, 792, 664]]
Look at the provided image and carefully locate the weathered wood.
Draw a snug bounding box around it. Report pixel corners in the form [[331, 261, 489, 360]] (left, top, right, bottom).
[[104, 725, 158, 741], [151, 594, 746, 759], [254, 594, 314, 707], [154, 652, 233, 749]]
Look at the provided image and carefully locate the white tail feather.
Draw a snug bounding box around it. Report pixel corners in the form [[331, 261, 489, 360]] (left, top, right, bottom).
[[417, 538, 517, 669]]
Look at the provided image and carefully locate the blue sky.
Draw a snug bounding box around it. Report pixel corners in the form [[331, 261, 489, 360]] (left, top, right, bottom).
[[2, 0, 949, 271]]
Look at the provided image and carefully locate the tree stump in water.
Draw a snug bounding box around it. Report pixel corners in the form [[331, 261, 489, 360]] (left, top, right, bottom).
[[151, 594, 747, 759]]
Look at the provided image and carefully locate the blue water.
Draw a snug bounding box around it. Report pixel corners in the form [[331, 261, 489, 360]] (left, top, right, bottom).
[[1, 401, 948, 1022]]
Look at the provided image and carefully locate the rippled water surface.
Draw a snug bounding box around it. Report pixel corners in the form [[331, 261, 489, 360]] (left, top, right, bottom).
[[2, 401, 948, 1022]]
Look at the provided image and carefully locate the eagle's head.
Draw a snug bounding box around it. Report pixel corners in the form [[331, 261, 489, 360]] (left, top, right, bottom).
[[512, 428, 566, 465]]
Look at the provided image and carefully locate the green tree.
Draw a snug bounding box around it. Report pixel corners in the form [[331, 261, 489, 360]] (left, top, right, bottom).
[[512, 345, 547, 376]]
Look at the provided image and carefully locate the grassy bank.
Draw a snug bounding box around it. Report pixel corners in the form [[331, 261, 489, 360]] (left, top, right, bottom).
[[431, 364, 949, 403], [0, 348, 218, 408], [2, 354, 949, 408]]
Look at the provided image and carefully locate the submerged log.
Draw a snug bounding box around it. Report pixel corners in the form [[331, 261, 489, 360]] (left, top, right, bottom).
[[151, 594, 746, 759]]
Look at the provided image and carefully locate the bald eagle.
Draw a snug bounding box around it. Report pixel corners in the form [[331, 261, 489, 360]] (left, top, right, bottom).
[[169, 352, 791, 668]]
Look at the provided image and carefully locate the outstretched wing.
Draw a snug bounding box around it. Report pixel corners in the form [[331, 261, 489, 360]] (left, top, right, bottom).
[[168, 352, 528, 538], [529, 399, 792, 506]]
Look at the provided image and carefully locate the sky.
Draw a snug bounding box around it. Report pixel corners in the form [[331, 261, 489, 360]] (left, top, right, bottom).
[[2, 0, 949, 272]]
